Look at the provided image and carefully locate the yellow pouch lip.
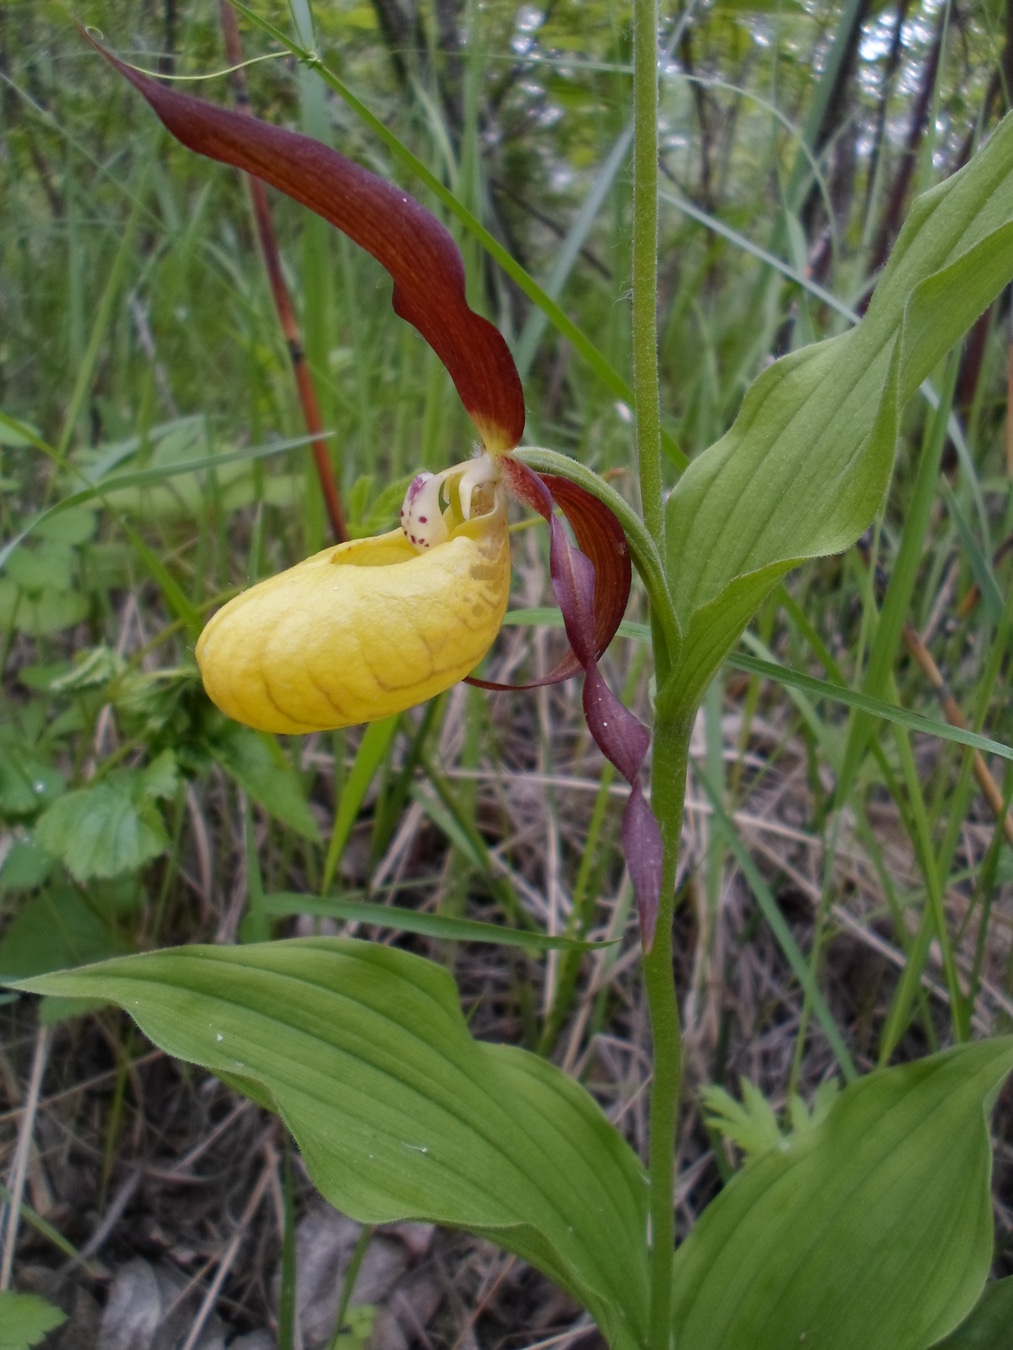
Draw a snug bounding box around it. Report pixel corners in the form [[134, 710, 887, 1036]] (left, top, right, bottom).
[[196, 506, 511, 734]]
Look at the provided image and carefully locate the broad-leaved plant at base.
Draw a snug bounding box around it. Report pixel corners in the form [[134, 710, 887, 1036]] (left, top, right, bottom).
[[9, 10, 1013, 1349]]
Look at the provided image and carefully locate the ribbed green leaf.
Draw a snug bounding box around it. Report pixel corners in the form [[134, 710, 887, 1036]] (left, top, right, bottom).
[[662, 112, 1013, 717], [671, 1040, 1013, 1350], [12, 940, 648, 1350]]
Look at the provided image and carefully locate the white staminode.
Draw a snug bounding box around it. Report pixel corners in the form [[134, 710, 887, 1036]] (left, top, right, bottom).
[[399, 454, 502, 554]]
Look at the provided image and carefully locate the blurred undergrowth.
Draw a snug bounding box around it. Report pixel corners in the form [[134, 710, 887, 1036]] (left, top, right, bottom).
[[3, 0, 1013, 1323]]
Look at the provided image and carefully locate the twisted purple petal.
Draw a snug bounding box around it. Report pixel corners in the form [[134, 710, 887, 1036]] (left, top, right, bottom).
[[500, 457, 664, 948]]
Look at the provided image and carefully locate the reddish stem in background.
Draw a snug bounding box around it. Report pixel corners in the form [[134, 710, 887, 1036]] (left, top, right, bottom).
[[218, 3, 348, 543]]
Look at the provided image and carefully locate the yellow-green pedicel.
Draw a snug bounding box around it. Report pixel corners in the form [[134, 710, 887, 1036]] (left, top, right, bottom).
[[196, 500, 510, 734]]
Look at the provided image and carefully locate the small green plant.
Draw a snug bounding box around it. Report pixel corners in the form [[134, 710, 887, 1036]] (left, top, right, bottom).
[[0, 1291, 66, 1350], [8, 10, 1013, 1349]]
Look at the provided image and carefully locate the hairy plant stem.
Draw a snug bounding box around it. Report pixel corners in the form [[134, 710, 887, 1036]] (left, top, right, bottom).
[[632, 0, 664, 545], [644, 714, 689, 1349], [632, 3, 683, 1345]]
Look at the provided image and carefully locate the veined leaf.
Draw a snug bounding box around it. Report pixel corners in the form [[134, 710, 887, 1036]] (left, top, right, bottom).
[[11, 940, 649, 1350], [662, 112, 1013, 716], [671, 1039, 1013, 1350], [34, 773, 171, 882]]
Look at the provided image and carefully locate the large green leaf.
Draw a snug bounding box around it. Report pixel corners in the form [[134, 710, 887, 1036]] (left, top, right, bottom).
[[11, 940, 648, 1349], [661, 112, 1013, 716], [671, 1040, 1013, 1350]]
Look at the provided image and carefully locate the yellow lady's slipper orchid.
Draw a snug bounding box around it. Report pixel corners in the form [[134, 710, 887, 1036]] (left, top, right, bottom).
[[94, 35, 664, 940], [196, 457, 510, 734]]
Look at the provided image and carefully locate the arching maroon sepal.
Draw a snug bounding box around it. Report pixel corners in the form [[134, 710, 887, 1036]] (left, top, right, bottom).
[[84, 31, 525, 453]]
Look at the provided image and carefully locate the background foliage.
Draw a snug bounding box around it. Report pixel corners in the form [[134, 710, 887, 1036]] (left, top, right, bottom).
[[4, 0, 1013, 1345]]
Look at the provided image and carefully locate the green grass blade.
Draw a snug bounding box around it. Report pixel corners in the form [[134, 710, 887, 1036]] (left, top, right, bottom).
[[262, 894, 615, 951], [836, 349, 961, 804], [515, 124, 633, 381], [322, 717, 399, 894], [695, 762, 857, 1080], [502, 608, 1013, 763], [0, 420, 321, 571]]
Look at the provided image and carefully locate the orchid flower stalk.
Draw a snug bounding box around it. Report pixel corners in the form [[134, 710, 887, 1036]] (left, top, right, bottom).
[[87, 35, 665, 945]]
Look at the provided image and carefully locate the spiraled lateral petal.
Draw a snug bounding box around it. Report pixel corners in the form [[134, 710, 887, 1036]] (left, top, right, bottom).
[[540, 473, 632, 667], [196, 512, 511, 734], [469, 469, 632, 689], [85, 33, 525, 453], [498, 458, 663, 947]]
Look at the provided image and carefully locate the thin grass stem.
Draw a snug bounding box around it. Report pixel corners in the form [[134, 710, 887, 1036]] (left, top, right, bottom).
[[632, 0, 664, 546]]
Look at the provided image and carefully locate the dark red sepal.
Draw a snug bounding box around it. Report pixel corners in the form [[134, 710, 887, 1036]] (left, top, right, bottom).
[[84, 31, 525, 453], [539, 473, 633, 674], [492, 457, 663, 948], [469, 466, 632, 688]]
